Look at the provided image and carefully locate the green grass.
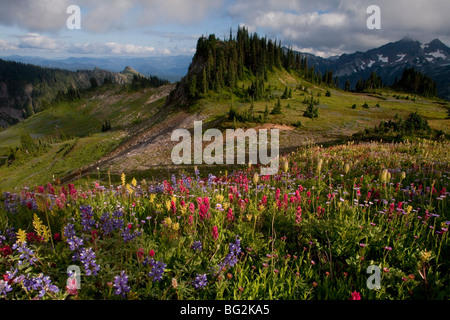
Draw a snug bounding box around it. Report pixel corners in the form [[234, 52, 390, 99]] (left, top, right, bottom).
[[0, 131, 123, 191], [0, 86, 168, 149], [0, 69, 448, 191], [189, 69, 449, 137], [0, 85, 170, 190]]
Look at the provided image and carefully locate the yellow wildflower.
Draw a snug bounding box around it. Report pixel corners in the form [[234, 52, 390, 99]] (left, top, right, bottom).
[[33, 213, 50, 242], [317, 158, 323, 172], [283, 160, 289, 173], [216, 194, 224, 204], [419, 249, 432, 263], [126, 183, 133, 194], [344, 163, 350, 175], [164, 217, 172, 226], [16, 229, 27, 244], [253, 173, 259, 185]]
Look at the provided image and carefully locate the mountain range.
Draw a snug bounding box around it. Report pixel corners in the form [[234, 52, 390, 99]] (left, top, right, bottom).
[[3, 37, 449, 101], [1, 37, 449, 128], [0, 55, 191, 83], [291, 37, 450, 100], [1, 30, 449, 189]]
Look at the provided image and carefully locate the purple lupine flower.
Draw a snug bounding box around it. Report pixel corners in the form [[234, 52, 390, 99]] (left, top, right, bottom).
[[3, 192, 18, 214], [100, 212, 114, 235], [80, 205, 95, 231], [66, 236, 84, 253], [6, 227, 16, 242], [5, 268, 24, 284], [0, 280, 13, 297], [12, 242, 37, 266], [148, 260, 166, 282], [193, 273, 207, 289], [79, 247, 100, 276], [216, 235, 241, 272], [120, 227, 141, 242], [63, 223, 77, 238], [113, 271, 131, 298], [191, 241, 202, 252], [64, 225, 84, 260], [22, 274, 59, 298], [99, 210, 125, 235]]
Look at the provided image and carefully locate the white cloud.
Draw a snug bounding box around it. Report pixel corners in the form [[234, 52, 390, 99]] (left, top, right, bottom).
[[0, 0, 449, 58], [17, 33, 61, 50], [0, 0, 72, 32], [0, 0, 225, 33], [228, 0, 450, 56], [69, 42, 159, 55], [0, 34, 173, 56], [0, 38, 16, 50]]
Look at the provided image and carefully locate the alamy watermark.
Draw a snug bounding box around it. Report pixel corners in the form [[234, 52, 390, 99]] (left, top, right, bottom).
[[67, 265, 81, 290], [366, 265, 381, 290], [367, 5, 381, 30], [171, 121, 279, 175], [66, 5, 81, 30], [66, 4, 380, 31]]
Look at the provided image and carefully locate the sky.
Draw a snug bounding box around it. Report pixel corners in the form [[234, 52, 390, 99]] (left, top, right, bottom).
[[0, 0, 449, 59]]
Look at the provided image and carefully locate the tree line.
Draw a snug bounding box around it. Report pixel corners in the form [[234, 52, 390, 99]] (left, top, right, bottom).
[[345, 68, 437, 98], [183, 26, 335, 102]]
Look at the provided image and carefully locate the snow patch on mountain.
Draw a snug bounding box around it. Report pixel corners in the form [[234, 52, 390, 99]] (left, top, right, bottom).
[[428, 50, 446, 59], [377, 54, 388, 63], [396, 54, 406, 62]]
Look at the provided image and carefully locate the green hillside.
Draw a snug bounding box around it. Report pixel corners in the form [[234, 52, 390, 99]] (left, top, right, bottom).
[[168, 27, 449, 143], [0, 82, 173, 190], [0, 29, 449, 191]]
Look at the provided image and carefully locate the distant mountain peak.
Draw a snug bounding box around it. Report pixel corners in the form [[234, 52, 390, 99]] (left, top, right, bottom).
[[429, 38, 444, 45], [290, 36, 450, 100], [122, 66, 139, 74], [399, 36, 416, 43]]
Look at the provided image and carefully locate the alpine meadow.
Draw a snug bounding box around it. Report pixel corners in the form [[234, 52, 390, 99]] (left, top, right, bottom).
[[0, 19, 450, 305]]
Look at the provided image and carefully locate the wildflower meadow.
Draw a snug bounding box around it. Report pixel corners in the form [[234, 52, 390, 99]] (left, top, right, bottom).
[[1, 139, 449, 300]]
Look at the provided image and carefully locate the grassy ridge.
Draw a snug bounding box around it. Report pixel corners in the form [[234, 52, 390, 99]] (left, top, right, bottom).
[[0, 66, 448, 191], [190, 67, 449, 138], [0, 85, 170, 190]]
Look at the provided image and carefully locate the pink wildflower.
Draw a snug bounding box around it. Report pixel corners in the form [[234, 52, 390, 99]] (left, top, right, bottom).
[[66, 278, 78, 296], [212, 226, 219, 241], [351, 291, 361, 300]]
